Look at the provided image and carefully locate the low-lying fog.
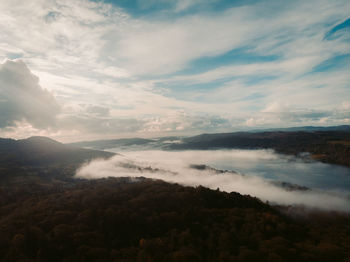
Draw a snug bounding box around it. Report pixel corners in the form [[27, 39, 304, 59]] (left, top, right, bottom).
[[76, 149, 350, 212]]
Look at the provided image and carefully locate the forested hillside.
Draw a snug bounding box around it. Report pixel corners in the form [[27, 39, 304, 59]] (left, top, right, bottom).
[[0, 136, 114, 182], [170, 131, 350, 167], [1, 178, 350, 262]]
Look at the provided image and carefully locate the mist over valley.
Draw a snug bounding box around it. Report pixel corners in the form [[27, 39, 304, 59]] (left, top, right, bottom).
[[1, 0, 350, 260]]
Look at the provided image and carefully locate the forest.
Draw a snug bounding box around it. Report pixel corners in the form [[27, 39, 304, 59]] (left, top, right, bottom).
[[1, 177, 350, 262], [0, 135, 350, 261], [169, 131, 350, 167]]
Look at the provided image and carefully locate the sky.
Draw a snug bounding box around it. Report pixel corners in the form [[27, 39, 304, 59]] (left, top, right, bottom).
[[0, 0, 350, 142]]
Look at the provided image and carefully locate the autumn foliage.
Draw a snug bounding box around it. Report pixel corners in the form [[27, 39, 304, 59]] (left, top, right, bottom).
[[0, 178, 350, 262]]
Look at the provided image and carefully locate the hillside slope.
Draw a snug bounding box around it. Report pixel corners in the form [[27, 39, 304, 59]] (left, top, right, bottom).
[[169, 131, 350, 167], [0, 178, 349, 262], [0, 136, 114, 182]]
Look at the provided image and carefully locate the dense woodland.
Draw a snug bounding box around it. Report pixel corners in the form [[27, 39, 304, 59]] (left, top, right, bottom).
[[66, 130, 350, 168], [0, 136, 114, 167], [0, 134, 350, 261], [170, 131, 350, 167], [1, 178, 350, 262], [0, 136, 114, 182]]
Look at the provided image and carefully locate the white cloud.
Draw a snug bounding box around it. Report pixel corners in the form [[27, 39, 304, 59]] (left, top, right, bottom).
[[76, 149, 350, 212], [0, 60, 60, 129], [245, 102, 350, 128], [106, 0, 350, 76], [109, 7, 257, 75], [0, 0, 349, 139]]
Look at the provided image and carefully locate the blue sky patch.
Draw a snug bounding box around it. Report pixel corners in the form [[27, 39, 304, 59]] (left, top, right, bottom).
[[312, 54, 350, 72], [324, 18, 350, 40], [177, 47, 279, 76], [99, 0, 260, 18]]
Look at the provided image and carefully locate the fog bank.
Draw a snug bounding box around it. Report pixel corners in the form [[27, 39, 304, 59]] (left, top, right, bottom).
[[76, 150, 350, 212]]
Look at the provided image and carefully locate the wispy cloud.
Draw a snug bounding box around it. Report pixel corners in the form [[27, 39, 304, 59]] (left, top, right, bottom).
[[0, 0, 349, 140]]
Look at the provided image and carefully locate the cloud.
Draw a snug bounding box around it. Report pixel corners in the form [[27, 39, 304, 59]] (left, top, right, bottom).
[[0, 60, 60, 129], [106, 0, 350, 76], [245, 102, 350, 128], [141, 111, 232, 133], [109, 7, 258, 75], [59, 115, 145, 135], [324, 17, 350, 40], [76, 149, 350, 212], [0, 0, 350, 139], [85, 105, 110, 117]]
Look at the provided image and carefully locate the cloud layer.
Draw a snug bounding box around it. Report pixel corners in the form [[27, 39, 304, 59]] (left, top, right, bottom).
[[76, 149, 350, 212], [0, 0, 349, 140]]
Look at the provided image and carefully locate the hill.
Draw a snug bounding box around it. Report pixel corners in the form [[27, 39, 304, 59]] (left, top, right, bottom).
[[169, 131, 350, 167], [253, 125, 350, 132], [67, 136, 182, 151], [1, 134, 350, 261], [67, 125, 350, 167], [68, 138, 156, 150], [0, 136, 114, 182], [0, 177, 349, 262]]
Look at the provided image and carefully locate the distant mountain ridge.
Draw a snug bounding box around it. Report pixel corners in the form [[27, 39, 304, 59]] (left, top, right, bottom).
[[172, 130, 350, 167], [67, 125, 350, 151], [0, 136, 114, 167], [67, 136, 182, 150], [252, 125, 350, 132], [64, 125, 350, 167], [69, 137, 156, 150]]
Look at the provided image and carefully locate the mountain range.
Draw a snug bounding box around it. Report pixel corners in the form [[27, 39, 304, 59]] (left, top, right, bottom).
[[65, 125, 350, 167], [0, 136, 113, 166], [0, 136, 114, 183]]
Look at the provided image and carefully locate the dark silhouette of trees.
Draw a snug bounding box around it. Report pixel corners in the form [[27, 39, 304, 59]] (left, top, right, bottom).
[[170, 131, 350, 167], [0, 177, 350, 261]]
